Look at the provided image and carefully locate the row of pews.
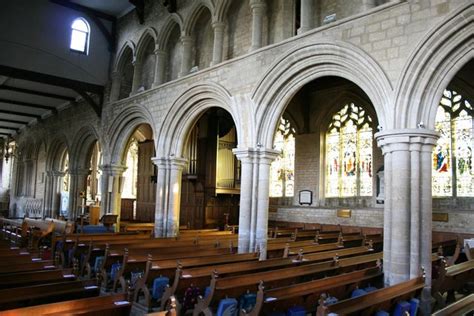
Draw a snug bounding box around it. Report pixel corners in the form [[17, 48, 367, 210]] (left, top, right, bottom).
[[1, 216, 472, 315]]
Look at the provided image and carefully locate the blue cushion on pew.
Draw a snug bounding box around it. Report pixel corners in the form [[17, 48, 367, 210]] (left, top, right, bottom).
[[204, 286, 212, 298], [80, 225, 110, 234], [364, 286, 378, 293], [93, 256, 105, 272], [216, 298, 238, 316], [393, 301, 411, 316], [351, 288, 367, 298], [239, 292, 257, 313], [324, 295, 339, 305], [375, 311, 390, 316], [409, 298, 420, 316], [152, 276, 169, 300], [286, 305, 306, 316], [110, 262, 121, 280]]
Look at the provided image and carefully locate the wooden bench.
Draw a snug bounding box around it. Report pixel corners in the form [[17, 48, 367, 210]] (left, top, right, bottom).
[[0, 293, 132, 316], [432, 259, 474, 308], [0, 269, 76, 289], [192, 252, 383, 315], [316, 275, 425, 315], [0, 279, 100, 311], [245, 265, 383, 315], [432, 293, 474, 316]]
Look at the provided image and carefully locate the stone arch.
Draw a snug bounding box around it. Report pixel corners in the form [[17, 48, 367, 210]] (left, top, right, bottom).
[[157, 14, 183, 50], [253, 40, 393, 149], [107, 105, 156, 165], [46, 136, 69, 172], [114, 40, 136, 73], [157, 82, 243, 158], [135, 28, 158, 90], [183, 0, 215, 35], [136, 27, 158, 58], [214, 0, 232, 23], [69, 125, 100, 171], [394, 3, 473, 129]]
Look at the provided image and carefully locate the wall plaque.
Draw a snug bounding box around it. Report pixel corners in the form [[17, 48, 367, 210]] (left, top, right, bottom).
[[337, 209, 352, 218], [433, 213, 449, 222], [299, 190, 312, 205]]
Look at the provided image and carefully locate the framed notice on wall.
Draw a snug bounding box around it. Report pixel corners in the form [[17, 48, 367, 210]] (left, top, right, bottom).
[[299, 190, 312, 205]]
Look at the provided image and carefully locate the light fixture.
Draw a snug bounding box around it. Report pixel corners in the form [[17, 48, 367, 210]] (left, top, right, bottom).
[[3, 136, 16, 163]]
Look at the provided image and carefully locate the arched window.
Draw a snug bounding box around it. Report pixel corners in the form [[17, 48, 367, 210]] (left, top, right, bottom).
[[70, 18, 90, 54], [432, 89, 473, 197], [325, 103, 373, 197], [270, 117, 295, 197]]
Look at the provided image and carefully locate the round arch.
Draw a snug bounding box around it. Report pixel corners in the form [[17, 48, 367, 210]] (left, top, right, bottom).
[[183, 1, 215, 35], [394, 3, 473, 129], [107, 105, 156, 165], [113, 40, 136, 73], [252, 40, 393, 149], [46, 136, 69, 172], [69, 125, 101, 171], [136, 27, 158, 61], [157, 14, 184, 50], [156, 82, 243, 158]]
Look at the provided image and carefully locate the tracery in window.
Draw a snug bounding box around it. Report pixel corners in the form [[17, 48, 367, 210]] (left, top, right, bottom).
[[70, 18, 90, 54], [433, 89, 473, 197], [326, 103, 373, 197], [270, 118, 295, 197]]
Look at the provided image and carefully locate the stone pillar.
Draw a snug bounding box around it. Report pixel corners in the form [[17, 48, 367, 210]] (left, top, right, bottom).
[[298, 0, 314, 34], [99, 164, 127, 231], [211, 21, 226, 66], [109, 72, 121, 102], [233, 148, 279, 258], [45, 170, 65, 218], [152, 157, 187, 237], [376, 129, 438, 314], [130, 61, 142, 95], [179, 35, 193, 77], [68, 168, 89, 220], [152, 48, 167, 87], [249, 0, 266, 51]]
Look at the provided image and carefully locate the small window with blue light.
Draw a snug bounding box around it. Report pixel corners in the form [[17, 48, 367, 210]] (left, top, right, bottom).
[[70, 18, 90, 54]]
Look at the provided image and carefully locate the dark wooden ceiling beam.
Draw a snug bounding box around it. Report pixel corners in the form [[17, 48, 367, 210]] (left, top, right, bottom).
[[0, 132, 13, 136], [49, 0, 116, 51], [0, 98, 57, 111], [0, 109, 42, 119], [0, 65, 104, 95], [0, 118, 29, 125], [0, 85, 75, 101], [73, 89, 101, 117]]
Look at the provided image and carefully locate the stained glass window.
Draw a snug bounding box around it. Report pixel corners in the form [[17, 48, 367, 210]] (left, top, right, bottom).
[[326, 103, 373, 197], [433, 89, 473, 197], [270, 118, 295, 197]]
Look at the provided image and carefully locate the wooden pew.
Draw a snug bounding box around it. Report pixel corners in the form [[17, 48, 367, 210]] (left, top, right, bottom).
[[0, 260, 56, 274], [244, 265, 383, 315], [0, 279, 100, 311], [316, 275, 425, 315], [0, 293, 132, 316], [432, 293, 474, 316], [192, 252, 382, 315], [131, 252, 260, 310], [432, 259, 474, 308], [0, 269, 76, 289]]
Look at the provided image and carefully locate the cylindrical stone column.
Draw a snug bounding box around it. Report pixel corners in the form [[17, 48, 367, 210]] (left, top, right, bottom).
[[153, 158, 167, 237], [249, 0, 266, 51], [233, 150, 254, 253], [298, 0, 314, 34], [130, 61, 142, 95], [179, 35, 193, 77], [165, 158, 187, 237], [211, 22, 226, 66], [382, 149, 392, 285], [409, 143, 421, 279], [152, 49, 167, 87]]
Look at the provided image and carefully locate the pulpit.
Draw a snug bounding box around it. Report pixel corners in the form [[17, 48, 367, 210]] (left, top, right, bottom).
[[89, 205, 100, 225]]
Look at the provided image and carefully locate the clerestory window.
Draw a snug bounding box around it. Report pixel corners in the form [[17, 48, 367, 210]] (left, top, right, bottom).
[[70, 18, 90, 54]]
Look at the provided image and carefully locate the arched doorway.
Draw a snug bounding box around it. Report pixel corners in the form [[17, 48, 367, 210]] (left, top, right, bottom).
[[180, 107, 240, 229]]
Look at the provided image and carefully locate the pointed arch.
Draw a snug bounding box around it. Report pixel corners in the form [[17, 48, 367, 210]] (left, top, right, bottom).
[[156, 82, 244, 158], [214, 0, 232, 23], [253, 40, 392, 149], [394, 3, 473, 129], [113, 40, 136, 73]]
